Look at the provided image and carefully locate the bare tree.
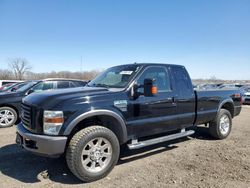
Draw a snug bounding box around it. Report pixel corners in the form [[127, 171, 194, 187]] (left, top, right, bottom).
[[8, 58, 32, 80], [24, 70, 101, 80], [0, 69, 14, 80]]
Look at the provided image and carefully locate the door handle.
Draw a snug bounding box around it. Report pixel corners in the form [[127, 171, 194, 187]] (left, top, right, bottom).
[[172, 97, 176, 103], [166, 97, 176, 106], [167, 97, 176, 102], [166, 97, 173, 102]]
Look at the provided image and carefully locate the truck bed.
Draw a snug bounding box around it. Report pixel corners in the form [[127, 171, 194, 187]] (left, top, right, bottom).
[[195, 89, 242, 125]]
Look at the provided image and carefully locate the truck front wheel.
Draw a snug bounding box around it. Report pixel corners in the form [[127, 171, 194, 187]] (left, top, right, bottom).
[[209, 109, 232, 139], [66, 126, 120, 182]]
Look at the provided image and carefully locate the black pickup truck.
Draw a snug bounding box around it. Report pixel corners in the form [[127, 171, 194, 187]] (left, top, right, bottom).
[[16, 63, 242, 182]]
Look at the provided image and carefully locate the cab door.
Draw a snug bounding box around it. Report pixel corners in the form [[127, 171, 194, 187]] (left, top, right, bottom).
[[127, 66, 178, 138], [169, 66, 196, 127]]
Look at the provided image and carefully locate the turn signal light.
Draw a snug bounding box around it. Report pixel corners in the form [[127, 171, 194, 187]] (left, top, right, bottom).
[[151, 86, 158, 94], [44, 117, 64, 124], [234, 93, 241, 98]]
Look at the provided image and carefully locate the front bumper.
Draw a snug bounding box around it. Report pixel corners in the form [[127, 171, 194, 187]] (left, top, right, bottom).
[[16, 123, 67, 157]]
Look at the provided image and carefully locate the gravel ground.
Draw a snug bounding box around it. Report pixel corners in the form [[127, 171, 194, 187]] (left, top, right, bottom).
[[0, 106, 250, 188]]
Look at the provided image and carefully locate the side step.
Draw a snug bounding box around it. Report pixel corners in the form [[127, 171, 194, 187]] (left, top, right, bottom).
[[127, 129, 195, 150]]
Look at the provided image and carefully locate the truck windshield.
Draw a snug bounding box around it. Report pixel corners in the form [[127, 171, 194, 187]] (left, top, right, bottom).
[[88, 65, 141, 88]]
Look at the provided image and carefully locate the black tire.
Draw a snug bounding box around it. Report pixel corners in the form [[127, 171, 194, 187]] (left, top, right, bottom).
[[209, 109, 232, 139], [0, 106, 18, 128], [66, 126, 120, 182]]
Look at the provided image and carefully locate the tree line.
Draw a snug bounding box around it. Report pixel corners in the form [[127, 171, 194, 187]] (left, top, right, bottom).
[[1, 58, 249, 83], [0, 58, 101, 81]]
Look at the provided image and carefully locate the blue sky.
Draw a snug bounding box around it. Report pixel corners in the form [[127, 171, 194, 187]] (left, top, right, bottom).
[[0, 0, 249, 79]]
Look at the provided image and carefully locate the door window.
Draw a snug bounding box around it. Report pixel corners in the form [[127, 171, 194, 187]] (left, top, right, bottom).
[[137, 67, 171, 93], [32, 81, 54, 92], [171, 66, 193, 96]]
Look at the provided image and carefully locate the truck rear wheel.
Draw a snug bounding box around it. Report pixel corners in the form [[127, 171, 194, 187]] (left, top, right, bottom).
[[209, 109, 232, 139], [66, 126, 120, 182]]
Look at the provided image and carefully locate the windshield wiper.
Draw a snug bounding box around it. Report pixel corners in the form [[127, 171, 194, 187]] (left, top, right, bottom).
[[91, 83, 110, 88]]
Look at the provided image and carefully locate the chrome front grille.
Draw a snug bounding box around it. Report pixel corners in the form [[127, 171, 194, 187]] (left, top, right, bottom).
[[21, 103, 32, 128]]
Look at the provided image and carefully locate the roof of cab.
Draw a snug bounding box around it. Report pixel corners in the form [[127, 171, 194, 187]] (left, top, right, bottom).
[[114, 62, 184, 68]]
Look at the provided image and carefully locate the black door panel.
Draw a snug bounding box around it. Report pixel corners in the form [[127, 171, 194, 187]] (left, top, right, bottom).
[[126, 66, 178, 138], [170, 66, 196, 127]]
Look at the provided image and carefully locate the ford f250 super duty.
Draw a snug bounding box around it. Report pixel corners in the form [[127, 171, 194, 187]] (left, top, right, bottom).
[[16, 63, 242, 182]]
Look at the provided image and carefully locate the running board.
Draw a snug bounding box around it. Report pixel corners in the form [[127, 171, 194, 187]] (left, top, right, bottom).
[[127, 130, 195, 150]]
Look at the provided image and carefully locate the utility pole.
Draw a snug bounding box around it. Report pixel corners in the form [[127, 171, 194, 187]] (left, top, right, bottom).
[[80, 56, 83, 79], [80, 56, 83, 72]]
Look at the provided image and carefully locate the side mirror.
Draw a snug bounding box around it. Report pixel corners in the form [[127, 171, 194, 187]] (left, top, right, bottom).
[[130, 78, 158, 99], [26, 89, 34, 95], [144, 78, 157, 97], [10, 88, 17, 92]]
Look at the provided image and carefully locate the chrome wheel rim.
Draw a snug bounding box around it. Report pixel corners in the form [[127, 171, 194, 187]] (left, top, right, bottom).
[[0, 109, 15, 127], [219, 114, 230, 135], [81, 137, 112, 173]]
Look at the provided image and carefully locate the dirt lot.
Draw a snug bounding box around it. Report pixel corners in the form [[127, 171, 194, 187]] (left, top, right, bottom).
[[0, 107, 250, 188]]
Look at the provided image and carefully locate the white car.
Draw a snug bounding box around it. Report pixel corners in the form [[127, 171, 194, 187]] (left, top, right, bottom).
[[243, 91, 250, 104]]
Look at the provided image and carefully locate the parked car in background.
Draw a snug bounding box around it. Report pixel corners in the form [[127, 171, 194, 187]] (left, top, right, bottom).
[[0, 80, 23, 87], [242, 86, 250, 104], [0, 78, 87, 128], [218, 84, 244, 90], [0, 82, 29, 93], [0, 83, 17, 91], [199, 83, 223, 90]]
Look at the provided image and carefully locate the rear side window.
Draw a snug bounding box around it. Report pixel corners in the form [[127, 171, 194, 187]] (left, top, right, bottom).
[[171, 66, 193, 96], [137, 66, 171, 92], [57, 81, 70, 89]]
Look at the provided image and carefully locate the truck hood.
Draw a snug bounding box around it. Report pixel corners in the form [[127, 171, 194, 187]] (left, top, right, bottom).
[[23, 87, 113, 108]]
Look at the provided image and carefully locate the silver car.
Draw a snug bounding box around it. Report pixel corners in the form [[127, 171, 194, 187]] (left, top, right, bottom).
[[243, 87, 250, 104]]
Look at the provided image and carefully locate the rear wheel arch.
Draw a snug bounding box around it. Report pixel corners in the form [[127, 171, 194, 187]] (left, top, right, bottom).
[[65, 110, 128, 144], [218, 100, 234, 118]]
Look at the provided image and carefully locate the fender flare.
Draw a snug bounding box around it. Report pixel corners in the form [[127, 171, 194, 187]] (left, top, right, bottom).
[[63, 109, 128, 143], [217, 98, 234, 117]]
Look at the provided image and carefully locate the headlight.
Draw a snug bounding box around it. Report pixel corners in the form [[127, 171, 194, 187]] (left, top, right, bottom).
[[43, 110, 64, 135]]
